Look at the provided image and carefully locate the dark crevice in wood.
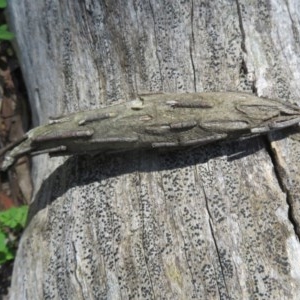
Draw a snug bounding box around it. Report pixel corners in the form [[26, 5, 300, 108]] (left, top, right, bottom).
[[208, 218, 229, 298], [264, 137, 300, 239], [286, 189, 300, 238], [138, 172, 156, 299], [235, 0, 246, 54], [189, 0, 197, 92], [203, 188, 229, 297], [239, 54, 257, 94], [251, 80, 258, 95], [235, 0, 259, 94], [239, 58, 248, 76]]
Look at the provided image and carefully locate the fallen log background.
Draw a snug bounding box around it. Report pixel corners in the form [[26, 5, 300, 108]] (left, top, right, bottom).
[[6, 1, 300, 299]]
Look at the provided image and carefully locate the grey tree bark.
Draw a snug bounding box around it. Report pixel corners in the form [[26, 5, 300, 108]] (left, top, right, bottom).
[[6, 0, 300, 299]]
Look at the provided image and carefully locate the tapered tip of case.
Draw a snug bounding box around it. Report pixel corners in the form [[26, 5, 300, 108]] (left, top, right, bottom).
[[1, 156, 15, 171]]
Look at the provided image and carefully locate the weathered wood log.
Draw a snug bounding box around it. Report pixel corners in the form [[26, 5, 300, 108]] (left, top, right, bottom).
[[6, 0, 300, 299]]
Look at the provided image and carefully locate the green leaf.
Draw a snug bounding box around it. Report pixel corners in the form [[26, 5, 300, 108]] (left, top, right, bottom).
[[0, 206, 28, 228], [0, 231, 14, 264], [0, 24, 8, 31], [0, 24, 14, 40], [0, 206, 28, 264], [0, 231, 7, 251], [0, 0, 7, 9]]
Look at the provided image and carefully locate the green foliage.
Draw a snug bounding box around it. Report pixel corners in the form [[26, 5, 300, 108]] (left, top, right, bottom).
[[0, 231, 14, 262], [0, 0, 7, 9], [0, 206, 28, 228], [0, 0, 14, 41], [0, 206, 28, 264], [0, 24, 14, 41]]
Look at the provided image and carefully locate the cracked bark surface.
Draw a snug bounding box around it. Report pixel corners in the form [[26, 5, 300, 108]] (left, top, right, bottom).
[[6, 0, 300, 299]]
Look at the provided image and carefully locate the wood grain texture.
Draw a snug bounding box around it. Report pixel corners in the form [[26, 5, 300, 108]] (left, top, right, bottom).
[[6, 0, 300, 299]]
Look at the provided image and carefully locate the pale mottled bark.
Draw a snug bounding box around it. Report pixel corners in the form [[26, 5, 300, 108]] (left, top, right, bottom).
[[7, 0, 300, 299]]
